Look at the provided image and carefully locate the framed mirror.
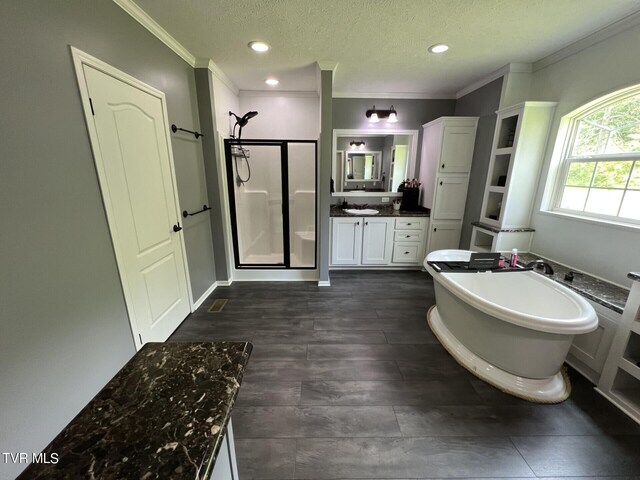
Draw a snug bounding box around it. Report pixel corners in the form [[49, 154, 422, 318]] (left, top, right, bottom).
[[345, 151, 382, 182], [332, 129, 419, 196]]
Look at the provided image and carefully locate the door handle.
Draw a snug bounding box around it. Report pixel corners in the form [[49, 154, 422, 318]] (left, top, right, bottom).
[[173, 223, 182, 232]]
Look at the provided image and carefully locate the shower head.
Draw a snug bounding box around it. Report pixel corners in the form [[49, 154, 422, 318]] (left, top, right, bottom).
[[229, 110, 259, 127]]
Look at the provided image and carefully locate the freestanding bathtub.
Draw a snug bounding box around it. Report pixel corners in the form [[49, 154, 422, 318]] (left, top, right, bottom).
[[424, 250, 598, 403]]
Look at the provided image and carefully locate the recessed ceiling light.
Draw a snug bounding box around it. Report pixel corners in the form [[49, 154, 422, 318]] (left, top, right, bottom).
[[428, 43, 449, 54], [249, 41, 270, 52], [265, 78, 279, 86]]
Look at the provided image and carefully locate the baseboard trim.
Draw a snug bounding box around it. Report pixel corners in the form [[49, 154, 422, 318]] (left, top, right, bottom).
[[217, 280, 233, 286], [192, 282, 217, 311], [318, 280, 331, 287]]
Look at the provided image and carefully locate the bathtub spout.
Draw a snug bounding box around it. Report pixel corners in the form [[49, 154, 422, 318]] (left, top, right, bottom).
[[527, 260, 554, 275]]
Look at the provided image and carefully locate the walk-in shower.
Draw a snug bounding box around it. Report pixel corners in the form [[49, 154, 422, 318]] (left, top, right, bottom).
[[224, 138, 317, 269]]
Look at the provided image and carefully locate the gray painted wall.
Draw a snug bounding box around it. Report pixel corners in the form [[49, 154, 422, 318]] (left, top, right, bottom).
[[319, 70, 333, 283], [0, 2, 212, 477], [455, 78, 504, 249], [195, 68, 229, 281], [332, 98, 457, 176]]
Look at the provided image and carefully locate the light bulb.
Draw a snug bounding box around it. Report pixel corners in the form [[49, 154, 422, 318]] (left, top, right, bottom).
[[388, 112, 398, 123], [369, 112, 379, 123]]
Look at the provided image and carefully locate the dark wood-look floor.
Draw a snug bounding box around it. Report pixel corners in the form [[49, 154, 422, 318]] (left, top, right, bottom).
[[168, 271, 640, 479]]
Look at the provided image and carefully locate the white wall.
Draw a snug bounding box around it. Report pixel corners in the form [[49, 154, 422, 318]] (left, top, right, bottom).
[[238, 93, 320, 140], [529, 23, 640, 287], [213, 76, 240, 136]]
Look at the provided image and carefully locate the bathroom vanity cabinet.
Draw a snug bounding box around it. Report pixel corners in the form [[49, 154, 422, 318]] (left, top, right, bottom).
[[419, 117, 478, 254], [330, 216, 428, 267]]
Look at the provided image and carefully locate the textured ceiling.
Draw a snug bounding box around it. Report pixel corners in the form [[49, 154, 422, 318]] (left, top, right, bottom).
[[132, 0, 640, 96]]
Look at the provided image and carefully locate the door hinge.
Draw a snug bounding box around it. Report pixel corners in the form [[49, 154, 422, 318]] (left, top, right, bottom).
[[89, 97, 95, 116]]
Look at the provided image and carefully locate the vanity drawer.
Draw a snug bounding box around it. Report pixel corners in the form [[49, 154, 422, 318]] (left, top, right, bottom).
[[394, 230, 423, 242], [395, 218, 426, 230], [392, 242, 420, 263]]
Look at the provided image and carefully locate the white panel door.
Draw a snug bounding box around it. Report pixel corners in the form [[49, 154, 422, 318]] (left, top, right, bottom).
[[439, 126, 476, 173], [433, 176, 469, 220], [83, 64, 190, 346], [331, 218, 362, 265], [362, 218, 394, 265], [427, 221, 462, 253]]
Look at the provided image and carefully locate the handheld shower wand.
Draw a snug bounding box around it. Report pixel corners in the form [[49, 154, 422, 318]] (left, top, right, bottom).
[[229, 111, 259, 185]]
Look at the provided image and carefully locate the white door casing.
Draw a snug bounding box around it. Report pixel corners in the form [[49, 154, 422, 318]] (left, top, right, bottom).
[[72, 47, 192, 349]]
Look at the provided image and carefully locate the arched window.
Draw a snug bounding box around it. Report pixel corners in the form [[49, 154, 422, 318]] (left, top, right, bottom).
[[551, 86, 640, 225]]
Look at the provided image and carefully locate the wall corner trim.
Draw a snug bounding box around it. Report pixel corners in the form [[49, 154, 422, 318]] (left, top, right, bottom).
[[456, 63, 531, 99], [194, 58, 240, 96], [112, 0, 196, 67], [192, 282, 218, 311], [533, 10, 640, 72]]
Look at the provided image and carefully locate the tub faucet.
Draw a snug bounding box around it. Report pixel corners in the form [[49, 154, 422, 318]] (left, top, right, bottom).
[[526, 260, 554, 275]]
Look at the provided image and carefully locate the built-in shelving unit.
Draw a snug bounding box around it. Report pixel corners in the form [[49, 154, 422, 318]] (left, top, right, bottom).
[[598, 275, 640, 424], [471, 101, 557, 253]]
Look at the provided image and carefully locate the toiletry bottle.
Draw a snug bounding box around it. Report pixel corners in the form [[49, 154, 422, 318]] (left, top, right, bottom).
[[509, 248, 518, 268]]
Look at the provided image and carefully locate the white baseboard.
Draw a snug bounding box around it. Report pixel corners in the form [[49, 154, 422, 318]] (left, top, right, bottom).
[[318, 280, 331, 287], [192, 282, 217, 311], [217, 280, 233, 286]]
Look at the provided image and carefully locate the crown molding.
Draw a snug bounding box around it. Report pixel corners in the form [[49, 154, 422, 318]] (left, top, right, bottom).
[[194, 58, 239, 96], [534, 10, 640, 72], [455, 63, 532, 99], [239, 90, 319, 98], [332, 91, 455, 100], [113, 0, 196, 66]]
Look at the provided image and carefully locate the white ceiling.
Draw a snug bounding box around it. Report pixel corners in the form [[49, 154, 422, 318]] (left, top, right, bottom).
[[132, 0, 640, 97]]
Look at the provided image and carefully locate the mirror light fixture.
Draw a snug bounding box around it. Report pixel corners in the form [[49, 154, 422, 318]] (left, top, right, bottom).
[[366, 105, 398, 124], [350, 141, 366, 149]]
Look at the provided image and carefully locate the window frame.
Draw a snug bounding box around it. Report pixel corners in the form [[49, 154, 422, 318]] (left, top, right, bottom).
[[550, 85, 640, 227]]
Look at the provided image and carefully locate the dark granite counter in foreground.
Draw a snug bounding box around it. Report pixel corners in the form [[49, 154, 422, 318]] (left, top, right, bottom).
[[330, 205, 430, 217], [19, 342, 252, 480], [517, 252, 629, 314]]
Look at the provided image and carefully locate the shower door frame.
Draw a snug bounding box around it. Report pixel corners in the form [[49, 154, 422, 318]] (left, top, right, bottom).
[[224, 139, 318, 270]]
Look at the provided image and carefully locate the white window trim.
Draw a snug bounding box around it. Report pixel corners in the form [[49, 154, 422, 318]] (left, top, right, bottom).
[[543, 83, 640, 229]]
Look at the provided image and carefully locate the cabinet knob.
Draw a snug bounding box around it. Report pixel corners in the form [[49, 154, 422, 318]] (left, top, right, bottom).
[[441, 163, 445, 169], [439, 181, 443, 186], [434, 227, 437, 232], [365, 221, 368, 225], [356, 221, 360, 225], [407, 223, 412, 226], [404, 251, 410, 254], [405, 235, 410, 238]]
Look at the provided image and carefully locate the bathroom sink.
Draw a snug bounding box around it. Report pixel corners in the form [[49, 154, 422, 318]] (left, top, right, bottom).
[[344, 208, 379, 215]]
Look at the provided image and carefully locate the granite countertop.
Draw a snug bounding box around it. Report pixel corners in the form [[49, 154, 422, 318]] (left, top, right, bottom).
[[517, 252, 629, 314], [471, 221, 535, 233], [19, 342, 252, 480], [629, 272, 640, 282], [330, 205, 430, 217]]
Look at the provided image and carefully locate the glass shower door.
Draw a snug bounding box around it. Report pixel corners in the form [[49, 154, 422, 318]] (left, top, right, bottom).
[[229, 142, 284, 266], [288, 142, 317, 268]]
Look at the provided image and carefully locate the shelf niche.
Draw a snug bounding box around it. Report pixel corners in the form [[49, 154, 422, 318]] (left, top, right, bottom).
[[490, 154, 511, 187], [497, 115, 519, 148]]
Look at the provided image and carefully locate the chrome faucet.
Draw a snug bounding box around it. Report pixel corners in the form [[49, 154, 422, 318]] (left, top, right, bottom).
[[526, 259, 554, 275]]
